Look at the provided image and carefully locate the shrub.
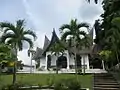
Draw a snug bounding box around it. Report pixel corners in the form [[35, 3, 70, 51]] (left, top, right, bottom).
[[54, 79, 67, 90], [54, 78, 81, 90], [46, 77, 54, 87], [65, 78, 81, 90]]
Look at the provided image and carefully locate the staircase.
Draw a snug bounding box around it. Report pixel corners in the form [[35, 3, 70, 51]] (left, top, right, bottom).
[[94, 73, 120, 90]]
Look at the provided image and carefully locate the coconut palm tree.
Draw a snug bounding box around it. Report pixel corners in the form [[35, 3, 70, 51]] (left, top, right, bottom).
[[0, 19, 37, 84], [50, 42, 65, 74], [59, 19, 90, 75]]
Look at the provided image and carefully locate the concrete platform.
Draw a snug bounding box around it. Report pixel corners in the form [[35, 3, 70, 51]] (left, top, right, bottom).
[[17, 69, 107, 74]]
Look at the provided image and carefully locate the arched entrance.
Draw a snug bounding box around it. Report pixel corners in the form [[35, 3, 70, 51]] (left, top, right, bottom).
[[91, 58, 102, 69], [76, 54, 81, 68], [47, 55, 51, 69], [57, 55, 67, 68]]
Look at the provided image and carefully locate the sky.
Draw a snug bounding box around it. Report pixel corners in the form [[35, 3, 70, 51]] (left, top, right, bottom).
[[0, 0, 103, 65]]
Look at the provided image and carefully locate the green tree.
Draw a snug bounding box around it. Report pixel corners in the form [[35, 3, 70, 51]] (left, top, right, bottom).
[[93, 0, 120, 70], [50, 42, 65, 74], [59, 19, 90, 75], [0, 43, 16, 74], [0, 19, 37, 84]]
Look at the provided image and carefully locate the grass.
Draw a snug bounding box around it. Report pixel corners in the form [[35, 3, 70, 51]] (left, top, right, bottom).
[[0, 74, 93, 90]]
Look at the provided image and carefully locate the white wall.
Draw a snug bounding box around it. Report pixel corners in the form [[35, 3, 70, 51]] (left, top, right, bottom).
[[40, 57, 46, 68], [69, 55, 75, 66], [51, 55, 57, 66], [81, 54, 89, 69], [39, 50, 90, 70]]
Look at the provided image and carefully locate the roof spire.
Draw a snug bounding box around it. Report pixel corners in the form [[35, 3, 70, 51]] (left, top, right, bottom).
[[43, 35, 50, 50]]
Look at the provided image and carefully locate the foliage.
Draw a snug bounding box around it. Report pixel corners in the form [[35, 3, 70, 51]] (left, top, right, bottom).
[[49, 41, 65, 74], [99, 50, 112, 61], [93, 0, 120, 69], [0, 19, 37, 84], [0, 44, 16, 74], [54, 79, 68, 90], [0, 19, 37, 51], [0, 74, 92, 89], [0, 44, 16, 62], [59, 19, 91, 74], [54, 78, 81, 90], [50, 41, 65, 56]]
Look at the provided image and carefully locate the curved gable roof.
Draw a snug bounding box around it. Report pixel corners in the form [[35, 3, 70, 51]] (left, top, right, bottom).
[[42, 29, 59, 54]]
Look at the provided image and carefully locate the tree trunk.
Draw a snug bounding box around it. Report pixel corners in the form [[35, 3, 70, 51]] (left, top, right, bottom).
[[0, 63, 2, 76], [12, 45, 17, 85], [13, 62, 16, 84], [30, 58, 32, 73], [83, 55, 85, 75], [73, 36, 77, 75], [56, 54, 59, 74], [74, 53, 77, 75], [116, 51, 120, 70]]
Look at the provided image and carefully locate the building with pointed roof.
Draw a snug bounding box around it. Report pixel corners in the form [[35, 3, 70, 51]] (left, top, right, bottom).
[[32, 29, 106, 73]]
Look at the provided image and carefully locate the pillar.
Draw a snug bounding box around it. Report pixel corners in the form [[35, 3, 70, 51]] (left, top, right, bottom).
[[45, 53, 48, 70], [102, 60, 105, 70], [66, 50, 70, 69], [87, 55, 90, 69]]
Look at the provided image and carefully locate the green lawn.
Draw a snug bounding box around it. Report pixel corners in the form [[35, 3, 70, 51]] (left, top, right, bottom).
[[0, 74, 93, 90]]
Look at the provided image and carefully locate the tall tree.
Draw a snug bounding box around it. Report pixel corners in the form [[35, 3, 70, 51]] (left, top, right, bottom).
[[0, 43, 16, 74], [94, 0, 120, 69], [0, 19, 37, 84], [50, 42, 65, 74], [59, 19, 90, 75]]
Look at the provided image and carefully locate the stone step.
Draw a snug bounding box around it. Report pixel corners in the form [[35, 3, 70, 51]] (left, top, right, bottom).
[[94, 87, 120, 90], [94, 80, 117, 83], [95, 78, 117, 80], [94, 73, 120, 90], [94, 84, 120, 88], [94, 77, 114, 79], [95, 82, 119, 85]]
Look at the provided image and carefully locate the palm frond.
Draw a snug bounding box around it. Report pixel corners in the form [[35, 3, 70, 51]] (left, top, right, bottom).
[[50, 42, 65, 56], [23, 30, 37, 40], [78, 31, 87, 36], [59, 24, 71, 33], [78, 23, 89, 29], [0, 22, 16, 33], [23, 37, 33, 48], [61, 31, 73, 41], [18, 41, 23, 51], [16, 19, 25, 29], [1, 33, 16, 43], [7, 38, 16, 45]]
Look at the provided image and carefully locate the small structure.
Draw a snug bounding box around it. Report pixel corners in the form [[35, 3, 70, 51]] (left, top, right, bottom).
[[32, 30, 106, 73]]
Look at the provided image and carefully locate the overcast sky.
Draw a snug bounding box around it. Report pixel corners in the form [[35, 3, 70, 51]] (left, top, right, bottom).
[[0, 0, 103, 65]]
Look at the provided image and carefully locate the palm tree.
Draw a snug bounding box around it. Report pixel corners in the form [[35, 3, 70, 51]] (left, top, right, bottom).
[[50, 42, 65, 74], [59, 19, 90, 75], [0, 19, 37, 84]]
